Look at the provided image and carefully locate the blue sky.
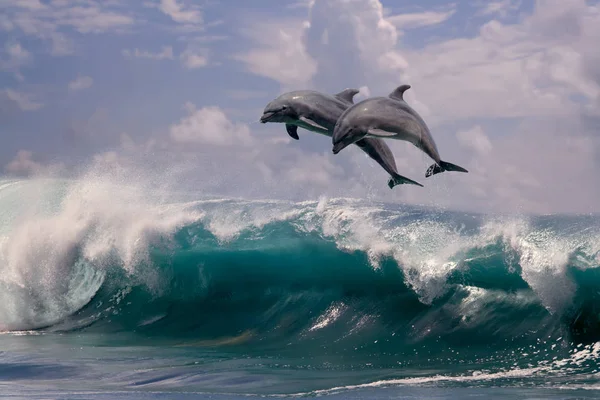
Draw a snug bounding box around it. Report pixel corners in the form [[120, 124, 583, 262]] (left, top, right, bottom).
[[1, 0, 599, 213]]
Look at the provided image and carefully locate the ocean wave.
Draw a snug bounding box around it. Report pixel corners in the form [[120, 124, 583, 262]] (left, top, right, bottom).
[[1, 177, 600, 368]]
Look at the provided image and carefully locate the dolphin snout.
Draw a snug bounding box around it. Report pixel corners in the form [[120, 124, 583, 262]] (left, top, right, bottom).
[[260, 112, 275, 123], [332, 142, 347, 154]]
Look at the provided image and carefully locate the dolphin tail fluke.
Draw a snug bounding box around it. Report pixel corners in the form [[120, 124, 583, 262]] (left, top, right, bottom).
[[388, 173, 424, 189], [425, 161, 469, 177]]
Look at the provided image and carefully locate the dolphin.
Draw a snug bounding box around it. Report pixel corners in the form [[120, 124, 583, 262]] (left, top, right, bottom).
[[260, 89, 423, 188], [331, 84, 468, 178]]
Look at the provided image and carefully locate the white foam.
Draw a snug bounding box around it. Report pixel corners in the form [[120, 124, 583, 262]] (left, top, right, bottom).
[[179, 196, 600, 310], [309, 302, 346, 332], [0, 174, 203, 331], [292, 340, 600, 396]]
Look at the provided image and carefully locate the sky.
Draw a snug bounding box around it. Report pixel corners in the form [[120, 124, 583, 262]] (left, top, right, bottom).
[[1, 0, 599, 214]]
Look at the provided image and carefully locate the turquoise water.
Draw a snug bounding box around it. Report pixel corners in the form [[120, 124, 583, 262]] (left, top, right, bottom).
[[1, 178, 600, 398]]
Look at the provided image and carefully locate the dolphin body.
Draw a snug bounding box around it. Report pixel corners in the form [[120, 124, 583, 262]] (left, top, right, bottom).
[[260, 89, 423, 188], [331, 85, 468, 178]]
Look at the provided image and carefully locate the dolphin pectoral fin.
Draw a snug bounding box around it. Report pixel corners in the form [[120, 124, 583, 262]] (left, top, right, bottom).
[[299, 116, 327, 131], [286, 124, 299, 140], [367, 128, 396, 137], [334, 88, 360, 104], [425, 161, 469, 177], [388, 173, 423, 188]]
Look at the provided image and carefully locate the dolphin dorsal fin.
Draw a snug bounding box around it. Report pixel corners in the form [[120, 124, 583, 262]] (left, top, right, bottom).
[[334, 88, 360, 104], [389, 84, 411, 101]]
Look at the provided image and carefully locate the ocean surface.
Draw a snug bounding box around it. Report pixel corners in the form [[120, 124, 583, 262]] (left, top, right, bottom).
[[1, 177, 600, 399]]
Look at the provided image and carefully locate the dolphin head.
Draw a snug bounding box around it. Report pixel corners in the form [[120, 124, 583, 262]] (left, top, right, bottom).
[[260, 96, 298, 124], [332, 117, 365, 155]]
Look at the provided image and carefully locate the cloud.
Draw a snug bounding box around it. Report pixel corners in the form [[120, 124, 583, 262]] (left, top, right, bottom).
[[180, 48, 208, 69], [287, 1, 312, 10], [158, 0, 202, 25], [3, 42, 32, 66], [1, 1, 135, 55], [121, 46, 208, 68], [68, 75, 93, 91], [447, 118, 600, 213], [49, 31, 74, 55], [303, 0, 410, 95], [456, 125, 492, 155], [1, 42, 32, 79], [387, 9, 456, 29], [3, 88, 43, 111], [143, 0, 204, 33], [4, 150, 44, 176], [0, 14, 14, 31], [49, 6, 134, 34], [477, 0, 522, 17], [169, 105, 253, 146], [7, 0, 46, 11], [4, 149, 66, 177], [237, 0, 410, 95], [234, 19, 317, 89], [285, 152, 344, 186], [401, 0, 600, 124], [122, 46, 174, 60]]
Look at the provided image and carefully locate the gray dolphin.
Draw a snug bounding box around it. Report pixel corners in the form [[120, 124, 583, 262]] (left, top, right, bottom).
[[331, 85, 468, 178], [260, 89, 423, 188]]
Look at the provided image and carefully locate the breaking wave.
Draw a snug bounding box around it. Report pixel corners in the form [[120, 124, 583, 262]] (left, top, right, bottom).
[[1, 176, 600, 387]]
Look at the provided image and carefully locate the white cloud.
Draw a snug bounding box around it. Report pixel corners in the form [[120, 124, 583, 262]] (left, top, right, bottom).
[[4, 42, 31, 65], [158, 0, 202, 24], [49, 6, 134, 34], [446, 119, 600, 213], [122, 46, 174, 60], [401, 1, 600, 124], [234, 19, 317, 89], [287, 0, 312, 10], [9, 0, 47, 11], [285, 152, 343, 187], [388, 9, 456, 29], [49, 31, 74, 55], [4, 88, 43, 111], [303, 0, 409, 94], [1, 42, 32, 79], [456, 126, 492, 155], [1, 1, 135, 55], [4, 150, 44, 176], [180, 48, 208, 69], [122, 46, 207, 67], [237, 0, 410, 95], [169, 105, 253, 146], [0, 14, 14, 31], [68, 75, 93, 91], [477, 0, 522, 17]]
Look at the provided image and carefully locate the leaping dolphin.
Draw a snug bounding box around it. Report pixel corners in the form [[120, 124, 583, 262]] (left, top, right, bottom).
[[331, 85, 468, 178], [260, 89, 423, 188]]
